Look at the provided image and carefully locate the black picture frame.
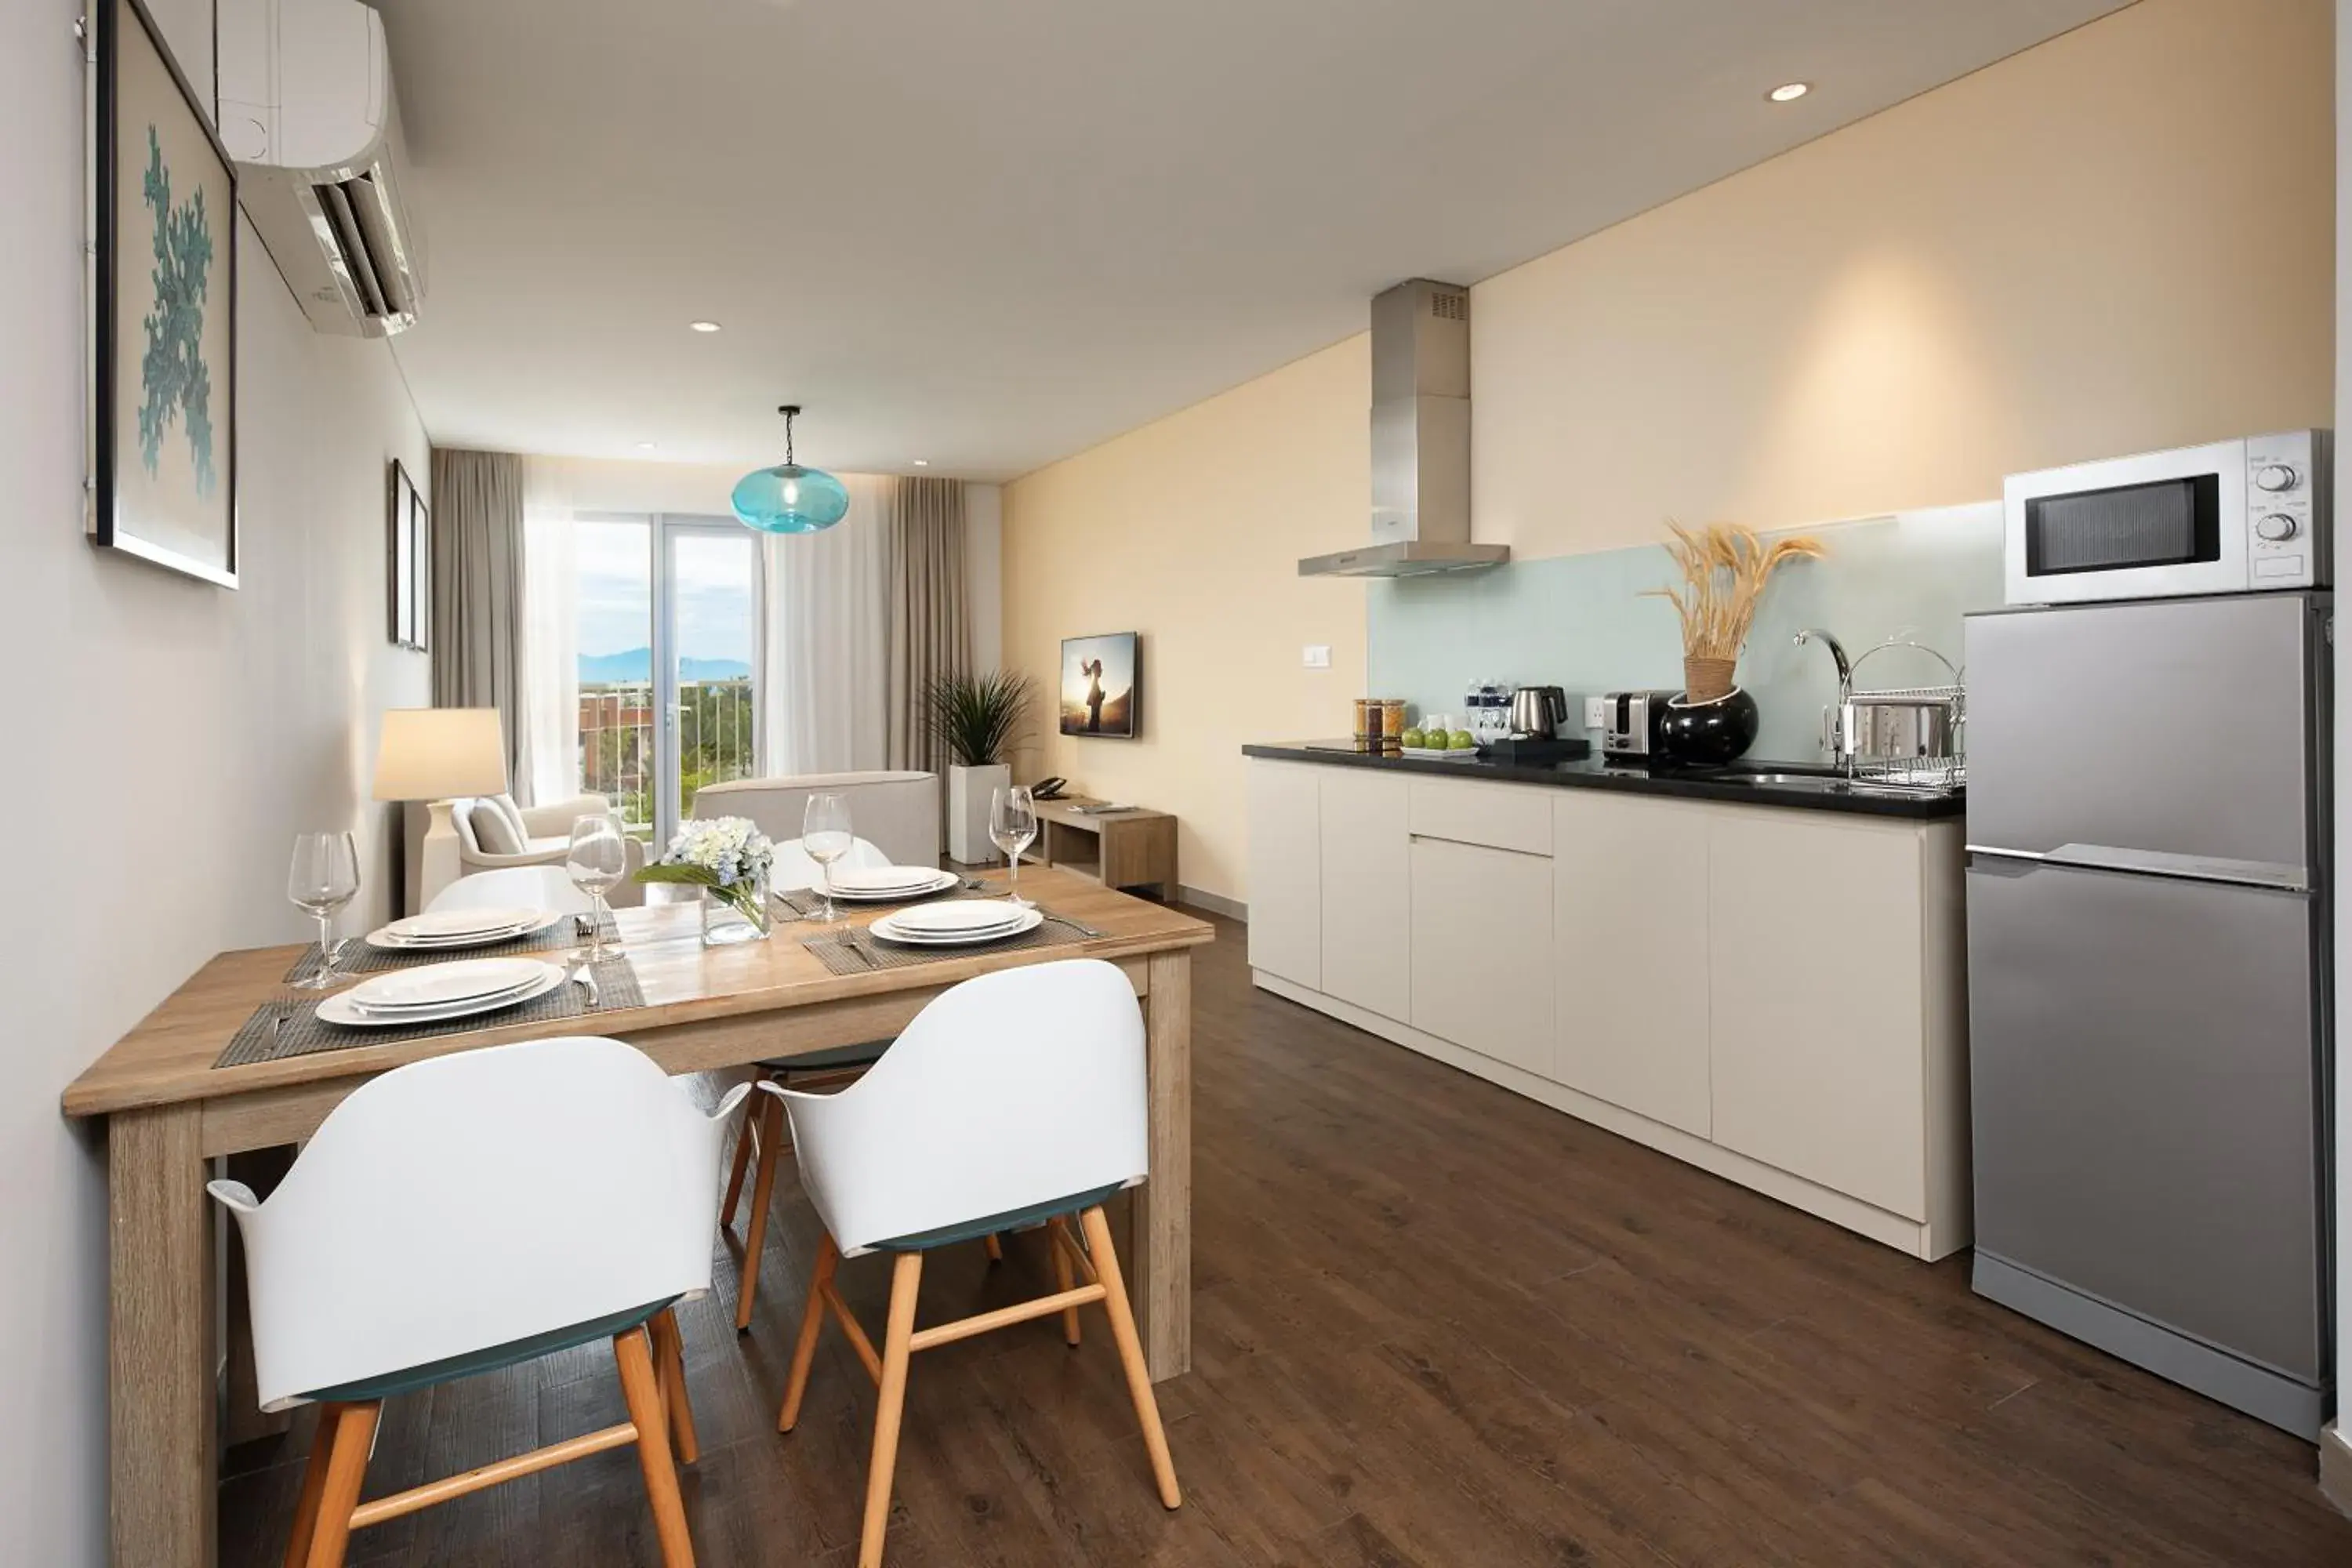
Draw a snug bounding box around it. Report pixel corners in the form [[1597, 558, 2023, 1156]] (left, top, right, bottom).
[[1059, 631, 1142, 739], [387, 459, 429, 649], [92, 0, 239, 587]]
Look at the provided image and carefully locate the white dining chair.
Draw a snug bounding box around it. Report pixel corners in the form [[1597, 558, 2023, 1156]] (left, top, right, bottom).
[[760, 958, 1181, 1568], [209, 1036, 749, 1568], [718, 831, 952, 1333], [426, 863, 593, 916]]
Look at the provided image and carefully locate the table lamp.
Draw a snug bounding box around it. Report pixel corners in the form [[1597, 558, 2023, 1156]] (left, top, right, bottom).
[[374, 708, 510, 911]]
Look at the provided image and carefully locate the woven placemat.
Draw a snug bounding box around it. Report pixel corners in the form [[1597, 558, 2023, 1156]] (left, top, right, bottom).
[[774, 880, 989, 920], [216, 954, 646, 1069], [800, 914, 1094, 976], [284, 913, 619, 983]]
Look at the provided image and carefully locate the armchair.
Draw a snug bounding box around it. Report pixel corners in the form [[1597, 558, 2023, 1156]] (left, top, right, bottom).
[[405, 793, 645, 915]]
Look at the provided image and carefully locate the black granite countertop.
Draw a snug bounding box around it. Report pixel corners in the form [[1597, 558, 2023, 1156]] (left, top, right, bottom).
[[1241, 742, 1966, 820]]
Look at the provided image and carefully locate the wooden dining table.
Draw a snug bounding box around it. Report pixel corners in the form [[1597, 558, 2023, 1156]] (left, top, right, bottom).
[[60, 865, 1213, 1568]]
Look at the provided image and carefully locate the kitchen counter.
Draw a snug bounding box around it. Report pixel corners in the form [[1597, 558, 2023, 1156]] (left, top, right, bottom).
[[1240, 742, 1965, 819]]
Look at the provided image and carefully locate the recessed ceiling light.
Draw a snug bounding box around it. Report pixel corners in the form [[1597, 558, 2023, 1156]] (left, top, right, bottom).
[[1768, 82, 1810, 103], [911, 459, 929, 467], [635, 441, 658, 451], [688, 320, 721, 332]]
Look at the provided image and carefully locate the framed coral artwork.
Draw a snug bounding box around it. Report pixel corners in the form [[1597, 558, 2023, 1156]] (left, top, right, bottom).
[[92, 0, 238, 586]]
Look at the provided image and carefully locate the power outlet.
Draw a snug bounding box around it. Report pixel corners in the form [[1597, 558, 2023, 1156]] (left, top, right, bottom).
[[1302, 644, 1332, 670], [1583, 695, 1610, 729]]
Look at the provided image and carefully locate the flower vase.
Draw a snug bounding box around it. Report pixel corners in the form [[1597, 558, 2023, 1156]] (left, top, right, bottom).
[[700, 868, 772, 946]]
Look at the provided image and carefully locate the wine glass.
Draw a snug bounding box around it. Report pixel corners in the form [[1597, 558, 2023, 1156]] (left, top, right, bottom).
[[287, 831, 361, 989], [567, 813, 629, 963], [801, 793, 855, 924], [991, 785, 1039, 909]]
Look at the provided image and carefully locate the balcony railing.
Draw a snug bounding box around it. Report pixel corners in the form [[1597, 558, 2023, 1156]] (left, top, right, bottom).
[[578, 677, 758, 838]]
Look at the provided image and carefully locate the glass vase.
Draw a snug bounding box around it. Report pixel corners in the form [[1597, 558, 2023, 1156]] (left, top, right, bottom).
[[700, 869, 772, 946]]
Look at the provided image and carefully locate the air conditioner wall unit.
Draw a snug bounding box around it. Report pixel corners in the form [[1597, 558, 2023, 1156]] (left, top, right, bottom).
[[219, 0, 425, 337]]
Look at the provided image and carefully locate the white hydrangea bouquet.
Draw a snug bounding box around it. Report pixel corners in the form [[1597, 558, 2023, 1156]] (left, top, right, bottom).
[[635, 815, 775, 945]]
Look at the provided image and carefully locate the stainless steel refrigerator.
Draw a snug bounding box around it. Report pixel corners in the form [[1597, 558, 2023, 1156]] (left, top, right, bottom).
[[1964, 591, 2332, 1437]]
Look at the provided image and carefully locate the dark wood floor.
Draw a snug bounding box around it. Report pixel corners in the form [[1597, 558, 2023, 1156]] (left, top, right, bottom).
[[220, 910, 2352, 1566]]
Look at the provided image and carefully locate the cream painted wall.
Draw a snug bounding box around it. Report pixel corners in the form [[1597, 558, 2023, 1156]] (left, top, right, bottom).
[[1002, 338, 1371, 902], [1, 2, 430, 1559], [1001, 0, 2334, 906], [1475, 0, 2335, 555]]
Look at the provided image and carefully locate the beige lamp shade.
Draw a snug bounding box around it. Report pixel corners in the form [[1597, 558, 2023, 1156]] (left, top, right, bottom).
[[372, 708, 510, 801]]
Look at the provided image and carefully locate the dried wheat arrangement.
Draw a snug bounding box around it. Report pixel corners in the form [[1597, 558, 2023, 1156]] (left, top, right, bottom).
[[1645, 522, 1825, 701]]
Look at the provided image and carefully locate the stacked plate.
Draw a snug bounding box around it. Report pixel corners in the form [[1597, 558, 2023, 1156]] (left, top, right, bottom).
[[868, 899, 1043, 947], [365, 906, 562, 952], [821, 866, 961, 903], [316, 957, 568, 1029]]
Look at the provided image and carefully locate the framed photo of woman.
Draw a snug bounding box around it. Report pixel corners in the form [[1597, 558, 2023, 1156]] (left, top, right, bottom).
[[91, 0, 240, 587]]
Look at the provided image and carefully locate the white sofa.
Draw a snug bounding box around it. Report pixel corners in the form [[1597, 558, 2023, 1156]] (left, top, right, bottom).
[[691, 771, 940, 869], [404, 793, 644, 915]]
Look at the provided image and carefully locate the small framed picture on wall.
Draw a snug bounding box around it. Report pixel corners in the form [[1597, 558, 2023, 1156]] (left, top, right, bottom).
[[387, 459, 429, 650]]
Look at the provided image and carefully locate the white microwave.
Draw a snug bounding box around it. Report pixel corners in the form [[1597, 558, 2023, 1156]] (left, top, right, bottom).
[[2003, 430, 2332, 606]]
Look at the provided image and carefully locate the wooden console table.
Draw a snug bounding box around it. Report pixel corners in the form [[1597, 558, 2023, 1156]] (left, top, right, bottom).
[[1033, 797, 1178, 899]]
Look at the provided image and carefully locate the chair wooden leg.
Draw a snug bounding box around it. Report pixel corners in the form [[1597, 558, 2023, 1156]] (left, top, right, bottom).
[[779, 1232, 839, 1432], [1047, 1218, 1082, 1346], [303, 1401, 380, 1568], [650, 1307, 699, 1465], [1078, 1206, 1181, 1509], [734, 1095, 786, 1333], [982, 1232, 1003, 1263], [858, 1253, 924, 1568], [615, 1328, 698, 1568], [280, 1405, 339, 1568], [718, 1098, 757, 1230]]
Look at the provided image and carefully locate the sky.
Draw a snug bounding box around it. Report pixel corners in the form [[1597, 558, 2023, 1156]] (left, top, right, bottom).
[[574, 520, 754, 662]]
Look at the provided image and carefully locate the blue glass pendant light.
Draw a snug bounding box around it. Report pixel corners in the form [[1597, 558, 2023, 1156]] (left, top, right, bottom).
[[731, 404, 851, 534]]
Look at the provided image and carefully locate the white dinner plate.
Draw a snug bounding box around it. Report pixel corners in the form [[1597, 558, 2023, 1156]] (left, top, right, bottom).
[[823, 867, 960, 902], [347, 957, 554, 1011], [366, 911, 562, 952], [383, 906, 546, 941], [875, 898, 1028, 935], [318, 962, 568, 1029], [869, 905, 1044, 946]]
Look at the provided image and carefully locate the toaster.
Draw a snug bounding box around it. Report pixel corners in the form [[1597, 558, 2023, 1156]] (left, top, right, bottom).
[[1601, 689, 1679, 757]]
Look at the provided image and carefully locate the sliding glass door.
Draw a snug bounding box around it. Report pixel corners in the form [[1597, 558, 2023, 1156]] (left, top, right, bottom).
[[572, 514, 764, 847]]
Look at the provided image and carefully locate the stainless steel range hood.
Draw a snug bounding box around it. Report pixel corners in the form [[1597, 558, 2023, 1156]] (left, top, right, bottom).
[[1299, 279, 1508, 578]]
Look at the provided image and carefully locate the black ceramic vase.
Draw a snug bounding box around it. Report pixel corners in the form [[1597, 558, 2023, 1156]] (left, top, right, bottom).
[[1658, 686, 1760, 764]]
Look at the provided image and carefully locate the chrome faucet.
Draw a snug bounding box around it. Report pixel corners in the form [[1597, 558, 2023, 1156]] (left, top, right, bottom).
[[1795, 628, 1853, 766]]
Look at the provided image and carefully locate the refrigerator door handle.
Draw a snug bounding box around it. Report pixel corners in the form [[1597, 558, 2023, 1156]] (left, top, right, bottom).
[[1965, 841, 2310, 893]]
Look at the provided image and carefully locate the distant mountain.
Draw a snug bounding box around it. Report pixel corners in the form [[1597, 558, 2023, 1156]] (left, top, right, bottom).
[[578, 648, 750, 684]]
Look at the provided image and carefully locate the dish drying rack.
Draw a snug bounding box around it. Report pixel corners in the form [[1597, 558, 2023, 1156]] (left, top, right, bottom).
[[1799, 631, 1967, 793]]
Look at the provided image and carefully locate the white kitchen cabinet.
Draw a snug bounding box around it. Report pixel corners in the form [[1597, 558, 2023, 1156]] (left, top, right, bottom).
[[1707, 810, 1933, 1220], [1410, 836, 1554, 1076], [1552, 793, 1712, 1138], [1245, 760, 1322, 989], [1318, 769, 1412, 1022]]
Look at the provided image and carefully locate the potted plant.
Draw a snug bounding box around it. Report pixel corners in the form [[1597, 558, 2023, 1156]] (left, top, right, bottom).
[[927, 670, 1036, 862], [1645, 522, 1823, 763]]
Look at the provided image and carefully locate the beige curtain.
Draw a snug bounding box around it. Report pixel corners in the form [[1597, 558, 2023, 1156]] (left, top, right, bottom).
[[430, 448, 529, 797], [884, 476, 971, 775]]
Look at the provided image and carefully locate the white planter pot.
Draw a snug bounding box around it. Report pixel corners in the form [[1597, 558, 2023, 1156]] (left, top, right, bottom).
[[947, 763, 1011, 864]]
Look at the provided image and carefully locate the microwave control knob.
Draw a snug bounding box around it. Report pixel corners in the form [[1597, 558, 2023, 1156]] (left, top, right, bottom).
[[2256, 463, 2299, 492], [2256, 513, 2300, 542]]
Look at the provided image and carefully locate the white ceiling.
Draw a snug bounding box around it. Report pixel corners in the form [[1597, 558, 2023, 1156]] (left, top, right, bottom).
[[379, 0, 2129, 482]]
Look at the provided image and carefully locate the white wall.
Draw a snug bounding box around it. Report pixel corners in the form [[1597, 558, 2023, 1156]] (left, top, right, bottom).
[[0, 2, 430, 1559]]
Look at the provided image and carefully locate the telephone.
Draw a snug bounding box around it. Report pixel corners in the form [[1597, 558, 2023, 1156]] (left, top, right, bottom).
[[1031, 776, 1069, 800]]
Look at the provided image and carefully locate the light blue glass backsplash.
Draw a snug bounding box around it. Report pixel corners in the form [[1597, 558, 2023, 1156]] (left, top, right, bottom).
[[1367, 502, 2003, 761]]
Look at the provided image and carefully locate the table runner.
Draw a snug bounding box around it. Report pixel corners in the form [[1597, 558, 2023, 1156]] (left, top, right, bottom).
[[800, 913, 1094, 975], [282, 913, 619, 983], [216, 953, 645, 1069]]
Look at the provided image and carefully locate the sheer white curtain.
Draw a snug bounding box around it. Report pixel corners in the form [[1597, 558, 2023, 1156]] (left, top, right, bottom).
[[762, 473, 889, 775], [519, 457, 580, 808]]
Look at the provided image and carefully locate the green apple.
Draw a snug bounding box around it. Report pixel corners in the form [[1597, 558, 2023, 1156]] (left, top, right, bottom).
[[1400, 727, 1427, 749], [1447, 730, 1475, 750]]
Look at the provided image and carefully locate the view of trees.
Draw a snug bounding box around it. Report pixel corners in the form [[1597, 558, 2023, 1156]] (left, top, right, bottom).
[[579, 677, 757, 840]]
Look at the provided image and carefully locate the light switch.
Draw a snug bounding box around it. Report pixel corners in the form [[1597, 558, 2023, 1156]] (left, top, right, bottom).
[[1302, 644, 1332, 670]]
